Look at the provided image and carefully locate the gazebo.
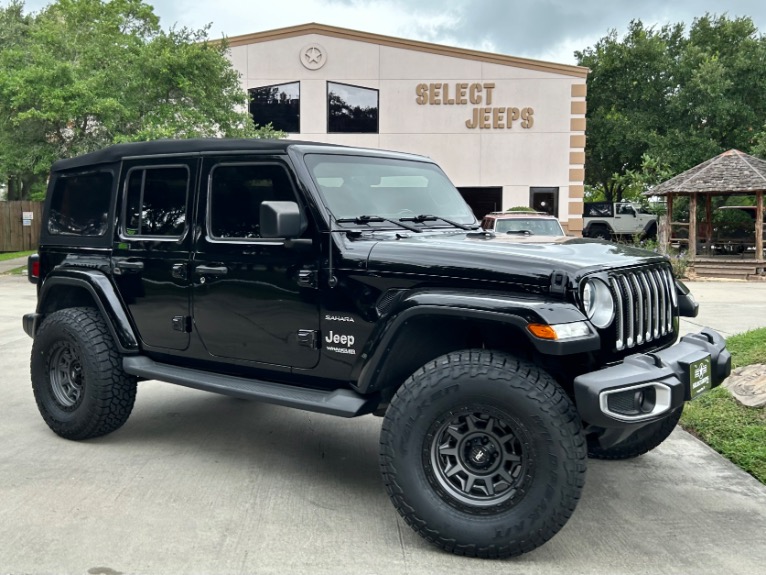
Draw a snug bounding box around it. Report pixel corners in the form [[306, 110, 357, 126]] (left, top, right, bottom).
[[650, 149, 765, 279]]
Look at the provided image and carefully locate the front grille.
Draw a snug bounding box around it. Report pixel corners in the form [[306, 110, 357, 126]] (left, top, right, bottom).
[[609, 266, 675, 351]]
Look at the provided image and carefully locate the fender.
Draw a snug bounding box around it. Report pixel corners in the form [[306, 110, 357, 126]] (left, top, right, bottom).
[[354, 288, 600, 394], [36, 269, 140, 353]]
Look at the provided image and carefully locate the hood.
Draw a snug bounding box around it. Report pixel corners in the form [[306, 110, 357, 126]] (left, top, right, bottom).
[[364, 232, 668, 287]]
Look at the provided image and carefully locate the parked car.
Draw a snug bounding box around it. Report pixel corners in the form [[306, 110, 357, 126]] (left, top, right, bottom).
[[481, 210, 566, 236], [23, 139, 729, 558], [582, 201, 658, 241]]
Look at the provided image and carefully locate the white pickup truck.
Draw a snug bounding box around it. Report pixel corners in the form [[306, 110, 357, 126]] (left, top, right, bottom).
[[582, 201, 657, 241]]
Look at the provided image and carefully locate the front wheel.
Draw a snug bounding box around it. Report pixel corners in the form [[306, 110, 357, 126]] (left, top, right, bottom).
[[380, 350, 586, 558], [31, 307, 137, 440]]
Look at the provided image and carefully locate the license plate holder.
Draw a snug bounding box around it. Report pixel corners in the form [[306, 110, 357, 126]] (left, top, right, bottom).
[[688, 355, 712, 400]]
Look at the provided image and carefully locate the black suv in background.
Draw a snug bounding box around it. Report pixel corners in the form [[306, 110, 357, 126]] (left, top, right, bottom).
[[23, 139, 730, 558]]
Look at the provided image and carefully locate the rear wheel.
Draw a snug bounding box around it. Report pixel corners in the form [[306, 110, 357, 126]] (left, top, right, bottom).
[[31, 307, 137, 440], [587, 407, 682, 460], [380, 350, 586, 558], [590, 226, 611, 241]]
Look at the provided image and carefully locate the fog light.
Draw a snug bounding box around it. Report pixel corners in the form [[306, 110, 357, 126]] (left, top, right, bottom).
[[600, 382, 671, 422], [634, 387, 656, 414]]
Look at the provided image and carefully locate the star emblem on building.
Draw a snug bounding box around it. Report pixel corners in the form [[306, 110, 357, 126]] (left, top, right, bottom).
[[305, 46, 322, 64], [300, 44, 327, 70]]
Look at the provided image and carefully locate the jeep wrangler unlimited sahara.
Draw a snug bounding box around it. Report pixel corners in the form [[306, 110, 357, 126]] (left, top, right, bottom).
[[23, 139, 730, 558]]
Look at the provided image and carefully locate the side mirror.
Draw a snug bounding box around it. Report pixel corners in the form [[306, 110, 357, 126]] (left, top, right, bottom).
[[260, 201, 305, 238]]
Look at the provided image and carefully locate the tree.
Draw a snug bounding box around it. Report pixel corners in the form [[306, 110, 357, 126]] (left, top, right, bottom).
[[0, 0, 281, 200], [577, 14, 766, 201]]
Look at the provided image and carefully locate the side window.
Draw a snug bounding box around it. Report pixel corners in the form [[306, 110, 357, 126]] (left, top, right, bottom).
[[208, 163, 296, 240], [123, 166, 189, 237], [48, 172, 112, 236]]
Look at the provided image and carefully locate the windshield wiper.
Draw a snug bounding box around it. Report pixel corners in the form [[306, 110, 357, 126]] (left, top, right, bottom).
[[506, 229, 533, 235], [399, 214, 479, 231], [336, 215, 422, 233]]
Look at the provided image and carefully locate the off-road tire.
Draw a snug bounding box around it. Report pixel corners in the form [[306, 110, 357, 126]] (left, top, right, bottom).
[[586, 406, 682, 460], [641, 222, 658, 241], [31, 307, 137, 440], [379, 350, 586, 558], [590, 226, 611, 241]]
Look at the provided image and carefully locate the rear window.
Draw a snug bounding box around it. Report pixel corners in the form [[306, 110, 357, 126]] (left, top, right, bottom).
[[48, 172, 113, 236]]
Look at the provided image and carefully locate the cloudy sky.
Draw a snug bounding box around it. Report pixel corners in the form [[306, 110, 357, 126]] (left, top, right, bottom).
[[17, 0, 766, 64]]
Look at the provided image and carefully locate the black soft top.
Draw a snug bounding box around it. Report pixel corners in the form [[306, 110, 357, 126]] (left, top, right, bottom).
[[51, 138, 429, 172]]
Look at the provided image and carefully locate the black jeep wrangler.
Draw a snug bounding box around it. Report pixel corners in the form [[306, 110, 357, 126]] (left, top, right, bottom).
[[23, 139, 730, 558]]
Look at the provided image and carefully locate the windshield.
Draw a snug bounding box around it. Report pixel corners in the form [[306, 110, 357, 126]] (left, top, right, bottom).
[[493, 218, 564, 236], [304, 154, 476, 225]]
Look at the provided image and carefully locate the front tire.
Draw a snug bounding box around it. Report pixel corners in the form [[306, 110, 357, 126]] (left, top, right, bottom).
[[379, 350, 586, 558], [586, 406, 682, 460], [31, 307, 137, 440]]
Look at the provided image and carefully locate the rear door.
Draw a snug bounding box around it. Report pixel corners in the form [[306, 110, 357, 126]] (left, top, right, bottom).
[[191, 155, 320, 369], [112, 159, 196, 351]]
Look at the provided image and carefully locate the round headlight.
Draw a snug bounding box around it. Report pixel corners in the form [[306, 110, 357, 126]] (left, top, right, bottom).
[[582, 278, 615, 329]]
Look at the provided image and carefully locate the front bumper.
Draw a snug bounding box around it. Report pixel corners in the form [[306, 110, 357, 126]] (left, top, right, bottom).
[[574, 328, 730, 431]]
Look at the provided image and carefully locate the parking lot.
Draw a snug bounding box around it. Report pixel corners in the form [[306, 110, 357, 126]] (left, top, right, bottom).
[[2, 274, 766, 575]]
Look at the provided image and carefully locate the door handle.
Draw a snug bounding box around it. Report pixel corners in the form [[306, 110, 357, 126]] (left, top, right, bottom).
[[195, 265, 228, 276], [115, 260, 144, 272]]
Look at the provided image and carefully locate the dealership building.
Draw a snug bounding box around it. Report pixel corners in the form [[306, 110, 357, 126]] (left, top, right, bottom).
[[225, 23, 588, 234]]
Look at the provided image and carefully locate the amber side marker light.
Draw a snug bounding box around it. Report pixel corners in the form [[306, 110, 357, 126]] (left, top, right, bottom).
[[527, 323, 557, 340]]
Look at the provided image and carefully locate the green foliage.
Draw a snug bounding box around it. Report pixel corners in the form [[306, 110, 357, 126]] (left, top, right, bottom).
[[681, 385, 766, 484], [0, 0, 282, 199], [680, 328, 766, 483], [725, 327, 766, 368], [0, 250, 35, 262], [577, 14, 766, 202], [506, 206, 537, 212]]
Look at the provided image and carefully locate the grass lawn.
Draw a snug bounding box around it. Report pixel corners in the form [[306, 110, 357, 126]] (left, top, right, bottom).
[[0, 250, 34, 262], [680, 327, 766, 483]]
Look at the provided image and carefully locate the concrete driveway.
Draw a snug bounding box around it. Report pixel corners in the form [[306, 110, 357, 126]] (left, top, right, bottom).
[[1, 275, 765, 575]]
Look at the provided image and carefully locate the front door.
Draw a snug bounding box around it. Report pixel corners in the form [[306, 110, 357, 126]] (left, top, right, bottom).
[[191, 156, 320, 369], [112, 159, 196, 351]]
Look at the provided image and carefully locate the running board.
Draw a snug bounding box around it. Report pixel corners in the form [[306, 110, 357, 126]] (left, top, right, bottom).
[[123, 356, 375, 418]]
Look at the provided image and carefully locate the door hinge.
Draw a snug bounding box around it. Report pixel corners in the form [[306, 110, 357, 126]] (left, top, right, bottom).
[[172, 263, 188, 280], [297, 329, 319, 349], [172, 315, 192, 333], [297, 269, 317, 288], [550, 271, 568, 295]]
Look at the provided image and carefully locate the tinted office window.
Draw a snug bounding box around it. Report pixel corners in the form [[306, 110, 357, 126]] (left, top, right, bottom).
[[124, 167, 189, 237], [48, 172, 113, 236], [209, 164, 295, 240], [249, 82, 300, 133], [327, 82, 379, 133]]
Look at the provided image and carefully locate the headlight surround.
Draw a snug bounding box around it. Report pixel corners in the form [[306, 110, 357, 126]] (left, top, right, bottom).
[[582, 278, 615, 329]]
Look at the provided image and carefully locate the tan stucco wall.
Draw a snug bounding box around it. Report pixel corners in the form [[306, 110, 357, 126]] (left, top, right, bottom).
[[227, 28, 586, 231]]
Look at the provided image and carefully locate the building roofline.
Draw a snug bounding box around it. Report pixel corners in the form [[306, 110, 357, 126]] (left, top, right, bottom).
[[221, 22, 589, 79]]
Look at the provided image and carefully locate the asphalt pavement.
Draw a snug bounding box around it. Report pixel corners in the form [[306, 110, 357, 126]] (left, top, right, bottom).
[[1, 275, 765, 575]]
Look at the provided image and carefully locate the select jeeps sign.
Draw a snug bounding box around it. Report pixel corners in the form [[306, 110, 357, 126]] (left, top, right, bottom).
[[415, 82, 534, 129]]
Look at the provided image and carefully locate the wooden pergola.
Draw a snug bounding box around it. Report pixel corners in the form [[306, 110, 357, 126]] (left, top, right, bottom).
[[650, 150, 765, 269]]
